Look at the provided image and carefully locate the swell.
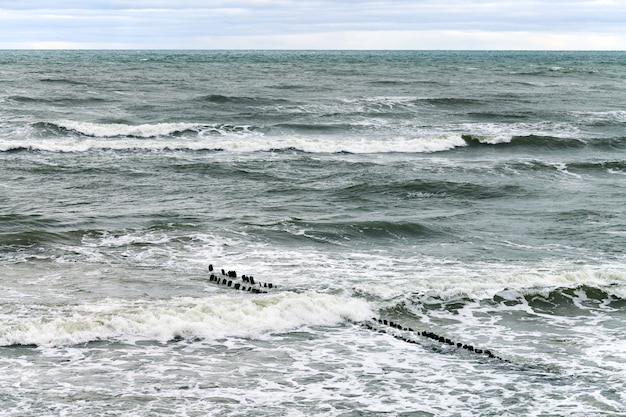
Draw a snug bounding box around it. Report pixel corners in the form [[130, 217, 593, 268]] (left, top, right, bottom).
[[0, 214, 70, 233], [510, 66, 601, 76], [418, 97, 484, 106], [0, 214, 120, 249], [7, 95, 108, 105], [0, 230, 82, 248], [409, 284, 626, 314], [573, 110, 626, 127], [194, 95, 485, 120], [0, 226, 96, 248], [254, 218, 445, 244], [566, 160, 626, 173], [272, 122, 355, 133], [521, 284, 626, 312], [463, 134, 626, 152], [39, 78, 87, 85], [32, 121, 202, 138], [590, 137, 626, 150], [369, 80, 446, 86], [195, 94, 291, 106], [467, 111, 535, 121], [342, 179, 524, 200], [462, 134, 587, 150]]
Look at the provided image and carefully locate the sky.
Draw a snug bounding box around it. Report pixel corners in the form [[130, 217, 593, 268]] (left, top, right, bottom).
[[0, 0, 625, 50]]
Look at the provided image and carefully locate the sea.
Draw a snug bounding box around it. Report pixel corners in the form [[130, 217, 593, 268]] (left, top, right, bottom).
[[1, 50, 625, 416]]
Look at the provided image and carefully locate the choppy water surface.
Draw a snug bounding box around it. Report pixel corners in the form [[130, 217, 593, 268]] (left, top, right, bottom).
[[1, 51, 625, 416]]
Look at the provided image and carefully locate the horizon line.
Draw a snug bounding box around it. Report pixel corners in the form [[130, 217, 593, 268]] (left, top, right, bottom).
[[1, 48, 624, 52]]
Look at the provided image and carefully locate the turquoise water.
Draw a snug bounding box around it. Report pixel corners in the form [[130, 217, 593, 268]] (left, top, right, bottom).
[[1, 51, 625, 416]]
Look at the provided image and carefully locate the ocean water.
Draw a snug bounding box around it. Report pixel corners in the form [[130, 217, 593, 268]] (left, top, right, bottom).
[[1, 50, 625, 416]]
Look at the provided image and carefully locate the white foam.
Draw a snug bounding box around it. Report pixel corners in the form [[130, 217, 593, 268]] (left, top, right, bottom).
[[571, 110, 626, 124], [310, 253, 626, 303], [221, 134, 467, 154], [84, 230, 174, 248], [55, 120, 199, 138], [459, 121, 580, 144], [0, 129, 467, 154], [0, 292, 374, 347]]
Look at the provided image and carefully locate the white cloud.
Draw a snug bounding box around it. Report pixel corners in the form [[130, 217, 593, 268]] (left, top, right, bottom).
[[196, 29, 626, 50], [0, 1, 625, 49]]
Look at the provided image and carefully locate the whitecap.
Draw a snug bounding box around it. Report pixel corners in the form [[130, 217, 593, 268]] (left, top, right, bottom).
[[55, 120, 198, 138], [0, 292, 374, 347]]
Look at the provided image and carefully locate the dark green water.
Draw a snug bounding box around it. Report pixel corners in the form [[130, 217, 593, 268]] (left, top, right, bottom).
[[1, 51, 625, 416]]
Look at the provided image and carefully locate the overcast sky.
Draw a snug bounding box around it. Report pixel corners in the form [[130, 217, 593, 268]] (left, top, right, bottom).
[[0, 0, 624, 50]]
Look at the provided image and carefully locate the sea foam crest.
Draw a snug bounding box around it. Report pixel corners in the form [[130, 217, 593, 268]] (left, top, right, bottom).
[[459, 122, 580, 145], [236, 134, 467, 154], [0, 128, 467, 154], [395, 263, 626, 302], [55, 120, 199, 138], [571, 110, 626, 124], [0, 292, 373, 347]]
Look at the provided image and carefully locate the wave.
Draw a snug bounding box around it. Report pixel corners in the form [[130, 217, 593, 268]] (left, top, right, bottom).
[[463, 133, 626, 152], [5, 129, 605, 154], [39, 77, 86, 85], [196, 94, 290, 106], [2, 119, 620, 154], [415, 283, 625, 319], [591, 137, 626, 150], [340, 178, 519, 201], [336, 96, 484, 114], [0, 292, 373, 347], [521, 284, 626, 311], [402, 283, 626, 324], [571, 110, 626, 126], [447, 121, 585, 149], [467, 111, 534, 121], [463, 134, 587, 149], [407, 262, 626, 302], [1, 123, 468, 153], [0, 214, 89, 248], [566, 160, 626, 174], [7, 95, 107, 105], [273, 122, 354, 133], [35, 120, 203, 138], [369, 80, 445, 86], [403, 179, 522, 199], [419, 97, 484, 106], [510, 66, 599, 77], [269, 219, 445, 243], [333, 96, 481, 110], [0, 230, 84, 248], [268, 84, 328, 92]]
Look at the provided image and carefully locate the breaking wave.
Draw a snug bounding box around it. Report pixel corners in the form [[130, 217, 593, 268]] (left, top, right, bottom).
[[0, 292, 373, 347], [2, 120, 469, 153], [0, 119, 621, 154], [36, 121, 203, 138], [462, 134, 587, 149]]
